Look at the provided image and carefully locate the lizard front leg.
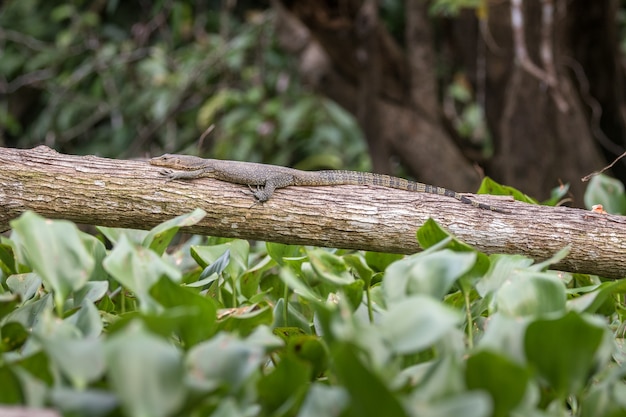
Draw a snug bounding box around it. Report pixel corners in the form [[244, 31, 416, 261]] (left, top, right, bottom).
[[159, 168, 209, 181], [246, 175, 294, 203]]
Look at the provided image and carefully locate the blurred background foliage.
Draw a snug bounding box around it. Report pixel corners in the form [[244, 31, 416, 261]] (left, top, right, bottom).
[[0, 0, 369, 170]]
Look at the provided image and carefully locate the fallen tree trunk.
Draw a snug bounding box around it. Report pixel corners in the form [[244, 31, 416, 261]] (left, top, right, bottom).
[[0, 146, 624, 278]]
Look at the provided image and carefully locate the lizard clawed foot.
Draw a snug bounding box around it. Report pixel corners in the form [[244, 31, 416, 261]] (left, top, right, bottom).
[[241, 186, 264, 208], [159, 169, 176, 182]]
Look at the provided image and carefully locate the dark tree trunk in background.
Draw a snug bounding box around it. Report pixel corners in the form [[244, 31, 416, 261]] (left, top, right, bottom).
[[274, 0, 625, 203], [274, 0, 482, 191]]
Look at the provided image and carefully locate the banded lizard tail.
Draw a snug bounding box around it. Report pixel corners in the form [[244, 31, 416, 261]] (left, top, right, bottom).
[[150, 154, 508, 213]]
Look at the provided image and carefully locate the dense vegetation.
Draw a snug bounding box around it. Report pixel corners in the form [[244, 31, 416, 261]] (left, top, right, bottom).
[[3, 1, 626, 416], [0, 176, 625, 417]]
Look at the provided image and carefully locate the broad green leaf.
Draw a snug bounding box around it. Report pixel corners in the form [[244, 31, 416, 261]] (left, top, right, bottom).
[[567, 279, 626, 313], [12, 350, 54, 386], [48, 387, 117, 417], [384, 250, 476, 302], [6, 272, 41, 303], [524, 311, 607, 398], [285, 334, 328, 378], [477, 313, 528, 364], [96, 227, 148, 246], [279, 268, 323, 303], [476, 254, 534, 297], [495, 273, 566, 316], [466, 350, 530, 417], [0, 241, 17, 276], [272, 299, 312, 334], [332, 342, 408, 417], [379, 295, 461, 354], [192, 240, 249, 279], [266, 242, 304, 266], [0, 321, 28, 352], [0, 365, 23, 403], [150, 276, 218, 347], [307, 249, 353, 286], [299, 384, 349, 417], [364, 251, 403, 272], [142, 208, 206, 255], [103, 235, 181, 311], [187, 332, 269, 393], [413, 392, 492, 417], [584, 174, 626, 214], [66, 299, 103, 339], [3, 293, 53, 329], [0, 293, 20, 322], [105, 321, 185, 417], [257, 353, 311, 414], [35, 310, 105, 389], [73, 281, 109, 307], [416, 219, 489, 278], [344, 254, 374, 287], [11, 211, 96, 314], [478, 177, 539, 204]]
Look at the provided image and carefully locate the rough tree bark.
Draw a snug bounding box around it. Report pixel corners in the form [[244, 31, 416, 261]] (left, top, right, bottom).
[[275, 0, 618, 203], [1, 146, 626, 279]]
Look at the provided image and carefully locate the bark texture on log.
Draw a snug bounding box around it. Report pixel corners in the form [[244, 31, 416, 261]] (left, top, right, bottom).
[[0, 146, 625, 278]]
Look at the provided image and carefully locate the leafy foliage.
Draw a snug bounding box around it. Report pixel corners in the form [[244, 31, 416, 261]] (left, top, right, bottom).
[[1, 210, 626, 416], [0, 1, 367, 170]]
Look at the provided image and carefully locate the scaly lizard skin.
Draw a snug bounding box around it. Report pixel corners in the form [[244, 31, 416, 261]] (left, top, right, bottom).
[[150, 154, 508, 213]]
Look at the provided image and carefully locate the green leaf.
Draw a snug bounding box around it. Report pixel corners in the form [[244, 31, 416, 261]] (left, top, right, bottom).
[[299, 383, 349, 417], [414, 392, 492, 417], [150, 276, 218, 347], [495, 272, 566, 317], [0, 293, 20, 322], [266, 242, 304, 267], [0, 241, 17, 276], [567, 279, 626, 313], [0, 365, 23, 403], [477, 177, 539, 204], [192, 240, 249, 279], [543, 183, 570, 206], [466, 350, 530, 417], [11, 211, 96, 314], [415, 219, 489, 279], [6, 273, 41, 303], [384, 250, 476, 302], [3, 293, 54, 329], [524, 311, 607, 398], [279, 268, 323, 303], [257, 353, 311, 414], [331, 342, 408, 417], [307, 249, 353, 286], [344, 254, 374, 287], [0, 321, 29, 352], [103, 235, 181, 311], [187, 331, 271, 393], [105, 321, 186, 417], [142, 208, 206, 255], [364, 251, 403, 272], [584, 174, 626, 214], [476, 254, 534, 297], [379, 295, 461, 354]]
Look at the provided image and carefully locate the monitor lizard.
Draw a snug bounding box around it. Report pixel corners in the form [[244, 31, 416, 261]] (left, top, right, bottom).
[[149, 154, 508, 213]]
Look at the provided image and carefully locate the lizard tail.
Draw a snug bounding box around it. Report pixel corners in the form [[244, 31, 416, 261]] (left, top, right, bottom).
[[456, 194, 509, 214]]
